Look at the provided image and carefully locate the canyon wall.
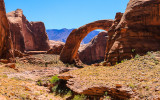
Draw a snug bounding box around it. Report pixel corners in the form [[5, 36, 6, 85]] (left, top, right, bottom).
[[0, 0, 14, 61], [7, 9, 50, 52], [105, 0, 160, 65]]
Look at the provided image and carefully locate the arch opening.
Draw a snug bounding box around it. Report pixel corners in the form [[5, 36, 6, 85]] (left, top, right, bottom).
[[79, 29, 108, 65], [81, 29, 104, 44], [60, 19, 113, 64]]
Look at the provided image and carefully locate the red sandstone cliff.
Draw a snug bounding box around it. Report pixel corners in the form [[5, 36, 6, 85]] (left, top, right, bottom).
[[7, 9, 50, 52], [0, 0, 14, 61], [105, 0, 160, 65]]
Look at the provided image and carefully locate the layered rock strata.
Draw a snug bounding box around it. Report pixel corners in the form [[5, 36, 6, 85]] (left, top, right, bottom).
[[7, 9, 50, 52], [105, 0, 160, 65], [0, 0, 14, 61]]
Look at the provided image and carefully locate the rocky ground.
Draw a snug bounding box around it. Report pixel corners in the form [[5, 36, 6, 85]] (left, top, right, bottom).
[[59, 52, 160, 100], [0, 52, 160, 100], [0, 54, 77, 100]]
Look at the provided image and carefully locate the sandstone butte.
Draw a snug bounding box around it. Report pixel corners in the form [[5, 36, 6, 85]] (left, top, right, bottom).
[[78, 31, 108, 64], [0, 0, 14, 62], [7, 9, 50, 52]]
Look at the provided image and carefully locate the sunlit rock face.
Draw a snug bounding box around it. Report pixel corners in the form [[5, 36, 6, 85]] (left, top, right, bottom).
[[47, 40, 65, 55], [79, 31, 108, 64], [0, 0, 14, 61], [7, 9, 50, 52], [105, 0, 160, 65]]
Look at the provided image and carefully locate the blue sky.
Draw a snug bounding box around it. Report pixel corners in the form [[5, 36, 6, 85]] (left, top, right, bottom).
[[4, 0, 129, 29]]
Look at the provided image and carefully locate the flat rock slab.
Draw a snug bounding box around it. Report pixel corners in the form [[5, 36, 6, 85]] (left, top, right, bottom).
[[7, 67, 77, 81]]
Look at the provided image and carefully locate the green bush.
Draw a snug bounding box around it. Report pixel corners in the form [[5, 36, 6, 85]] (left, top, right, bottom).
[[154, 60, 159, 65], [73, 95, 87, 100], [104, 91, 108, 96], [51, 85, 58, 92], [131, 49, 135, 53], [135, 54, 140, 59], [49, 75, 60, 84], [37, 80, 42, 86]]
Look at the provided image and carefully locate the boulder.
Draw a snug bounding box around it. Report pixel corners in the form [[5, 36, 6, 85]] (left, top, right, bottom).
[[7, 9, 50, 52], [47, 40, 65, 55], [105, 0, 160, 65], [79, 31, 108, 64], [0, 0, 14, 61], [1, 63, 16, 69]]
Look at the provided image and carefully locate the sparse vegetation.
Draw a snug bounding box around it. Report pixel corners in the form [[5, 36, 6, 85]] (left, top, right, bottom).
[[49, 75, 60, 84], [72, 94, 87, 100], [0, 52, 160, 100], [59, 51, 160, 99], [134, 54, 140, 59]]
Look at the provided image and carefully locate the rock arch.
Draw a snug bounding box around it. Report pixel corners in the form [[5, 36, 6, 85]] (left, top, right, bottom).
[[60, 19, 113, 63]]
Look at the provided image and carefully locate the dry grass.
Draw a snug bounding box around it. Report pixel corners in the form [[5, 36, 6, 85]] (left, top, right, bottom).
[[60, 52, 160, 99], [0, 54, 69, 100]]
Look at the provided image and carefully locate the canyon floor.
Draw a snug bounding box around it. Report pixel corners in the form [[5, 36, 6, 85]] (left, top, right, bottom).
[[0, 52, 160, 100]]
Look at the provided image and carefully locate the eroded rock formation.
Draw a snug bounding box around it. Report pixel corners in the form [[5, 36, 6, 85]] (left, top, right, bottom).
[[58, 70, 134, 98], [0, 0, 14, 61], [30, 22, 50, 51], [79, 31, 108, 64], [60, 20, 113, 63], [105, 0, 160, 65], [7, 9, 50, 52], [47, 40, 65, 55]]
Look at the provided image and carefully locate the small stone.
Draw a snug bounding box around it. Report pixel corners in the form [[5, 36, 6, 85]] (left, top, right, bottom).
[[116, 84, 122, 88], [1, 63, 16, 69], [0, 59, 10, 64]]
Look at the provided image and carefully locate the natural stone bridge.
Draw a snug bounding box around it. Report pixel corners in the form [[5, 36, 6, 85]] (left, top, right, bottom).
[[60, 19, 113, 63]]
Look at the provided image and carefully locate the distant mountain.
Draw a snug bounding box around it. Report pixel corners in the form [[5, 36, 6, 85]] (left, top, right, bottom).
[[46, 28, 100, 44]]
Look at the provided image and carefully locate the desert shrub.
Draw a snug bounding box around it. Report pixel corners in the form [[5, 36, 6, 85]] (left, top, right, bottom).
[[135, 54, 140, 59], [104, 91, 108, 96], [65, 63, 69, 67], [37, 80, 42, 86], [154, 60, 159, 65], [121, 59, 127, 63], [51, 85, 58, 92], [49, 75, 60, 84], [128, 83, 135, 88], [147, 51, 152, 56], [131, 49, 135, 53], [73, 94, 87, 100]]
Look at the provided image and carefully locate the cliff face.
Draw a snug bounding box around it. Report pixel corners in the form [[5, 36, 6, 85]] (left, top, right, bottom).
[[30, 22, 50, 51], [105, 0, 160, 65], [0, 0, 14, 61], [7, 9, 50, 52], [79, 31, 108, 64]]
